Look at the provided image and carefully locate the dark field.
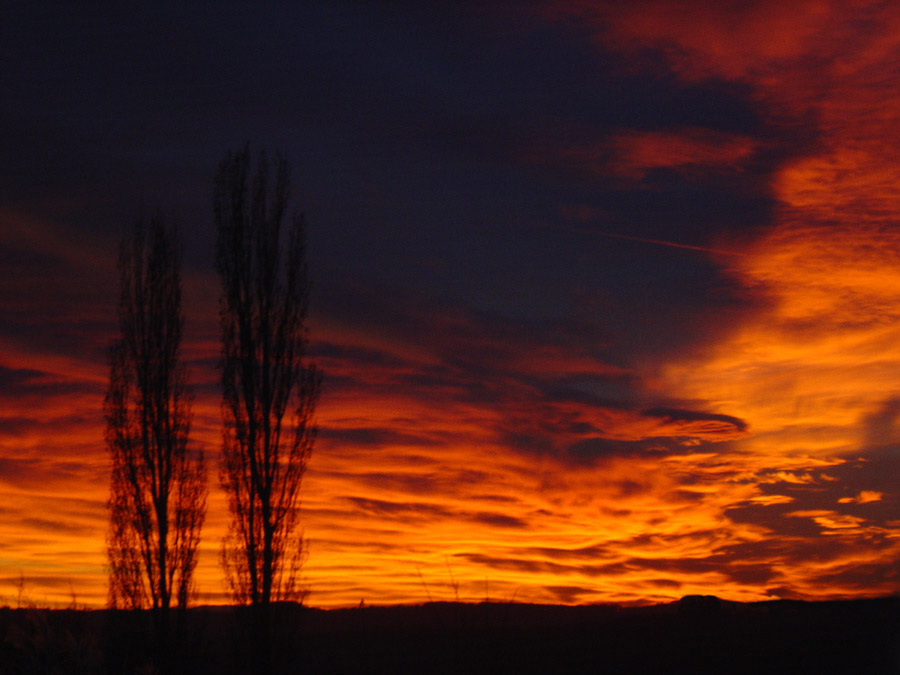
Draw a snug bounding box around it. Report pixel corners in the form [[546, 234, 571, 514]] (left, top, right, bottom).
[[1, 596, 897, 674]]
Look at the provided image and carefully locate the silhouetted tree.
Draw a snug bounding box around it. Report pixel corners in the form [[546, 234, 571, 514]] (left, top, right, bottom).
[[105, 215, 207, 644], [214, 147, 321, 609]]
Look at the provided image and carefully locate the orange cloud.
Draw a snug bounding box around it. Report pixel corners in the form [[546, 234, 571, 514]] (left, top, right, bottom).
[[607, 128, 757, 179], [554, 0, 880, 83], [522, 127, 757, 185], [6, 221, 900, 609], [839, 490, 883, 504], [543, 0, 900, 601]]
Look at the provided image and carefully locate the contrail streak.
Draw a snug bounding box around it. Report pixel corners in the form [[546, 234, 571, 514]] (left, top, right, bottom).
[[564, 224, 745, 257]]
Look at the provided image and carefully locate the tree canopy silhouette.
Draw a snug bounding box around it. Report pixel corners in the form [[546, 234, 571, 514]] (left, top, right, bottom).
[[214, 147, 321, 607], [105, 215, 207, 636]]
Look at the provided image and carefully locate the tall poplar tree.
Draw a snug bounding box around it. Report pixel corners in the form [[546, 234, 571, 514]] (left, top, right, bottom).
[[214, 147, 321, 607], [105, 215, 207, 640]]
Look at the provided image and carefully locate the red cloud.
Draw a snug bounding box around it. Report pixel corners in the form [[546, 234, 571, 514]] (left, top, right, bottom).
[[607, 128, 756, 179]]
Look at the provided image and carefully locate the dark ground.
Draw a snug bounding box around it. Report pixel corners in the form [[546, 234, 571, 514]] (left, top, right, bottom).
[[1, 596, 897, 674]]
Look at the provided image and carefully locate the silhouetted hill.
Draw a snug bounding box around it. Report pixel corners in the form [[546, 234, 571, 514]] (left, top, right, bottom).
[[1, 596, 897, 673]]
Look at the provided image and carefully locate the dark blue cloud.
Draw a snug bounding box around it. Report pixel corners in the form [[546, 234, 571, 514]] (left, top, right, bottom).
[[566, 437, 685, 464], [642, 407, 748, 433], [2, 2, 780, 347]]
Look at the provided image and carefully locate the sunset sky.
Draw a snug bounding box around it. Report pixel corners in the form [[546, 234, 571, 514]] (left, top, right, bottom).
[[2, 1, 899, 609]]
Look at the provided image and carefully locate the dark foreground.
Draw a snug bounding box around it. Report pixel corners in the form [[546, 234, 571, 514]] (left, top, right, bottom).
[[1, 596, 897, 674]]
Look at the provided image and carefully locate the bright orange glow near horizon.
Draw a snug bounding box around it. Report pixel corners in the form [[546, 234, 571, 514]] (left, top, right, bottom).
[[2, 2, 899, 609]]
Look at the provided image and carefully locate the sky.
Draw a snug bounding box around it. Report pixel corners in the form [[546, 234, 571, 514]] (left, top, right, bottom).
[[1, 1, 899, 608]]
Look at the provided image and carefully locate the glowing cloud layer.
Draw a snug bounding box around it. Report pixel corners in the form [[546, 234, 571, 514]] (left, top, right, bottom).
[[2, 3, 899, 608]]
